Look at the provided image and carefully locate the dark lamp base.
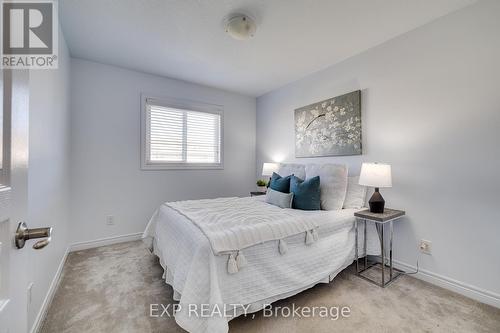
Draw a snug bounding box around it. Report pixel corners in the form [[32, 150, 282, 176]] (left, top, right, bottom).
[[369, 188, 385, 213]]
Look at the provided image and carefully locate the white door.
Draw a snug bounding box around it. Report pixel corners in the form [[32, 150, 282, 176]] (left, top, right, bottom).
[[0, 69, 31, 333]]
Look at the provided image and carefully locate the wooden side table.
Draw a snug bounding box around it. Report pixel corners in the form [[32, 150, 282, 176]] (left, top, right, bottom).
[[354, 208, 406, 287], [250, 191, 266, 197]]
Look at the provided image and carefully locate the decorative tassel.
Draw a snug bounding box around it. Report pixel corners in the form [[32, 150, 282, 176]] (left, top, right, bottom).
[[305, 230, 314, 245], [312, 229, 319, 242], [279, 239, 288, 255], [236, 251, 247, 269], [227, 253, 238, 274]]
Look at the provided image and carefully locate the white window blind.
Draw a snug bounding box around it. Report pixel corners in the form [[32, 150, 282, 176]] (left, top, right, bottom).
[[143, 97, 223, 169]]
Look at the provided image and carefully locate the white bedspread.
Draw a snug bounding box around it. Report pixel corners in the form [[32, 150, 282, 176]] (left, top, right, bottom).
[[165, 197, 318, 254], [142, 197, 379, 333]]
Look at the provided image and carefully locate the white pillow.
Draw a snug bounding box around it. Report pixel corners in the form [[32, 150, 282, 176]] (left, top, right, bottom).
[[305, 163, 348, 210], [278, 163, 306, 180], [343, 176, 367, 209], [265, 188, 294, 209]]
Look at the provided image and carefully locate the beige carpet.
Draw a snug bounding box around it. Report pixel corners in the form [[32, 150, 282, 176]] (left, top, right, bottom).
[[40, 241, 500, 333]]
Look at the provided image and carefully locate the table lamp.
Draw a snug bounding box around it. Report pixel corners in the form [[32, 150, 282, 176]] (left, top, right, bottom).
[[358, 163, 392, 213], [262, 162, 279, 185]]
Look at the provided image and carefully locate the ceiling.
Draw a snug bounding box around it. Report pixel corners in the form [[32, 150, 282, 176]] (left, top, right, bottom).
[[60, 0, 476, 96]]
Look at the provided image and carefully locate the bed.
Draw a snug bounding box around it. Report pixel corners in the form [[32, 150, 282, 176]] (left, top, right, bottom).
[[142, 194, 379, 333]]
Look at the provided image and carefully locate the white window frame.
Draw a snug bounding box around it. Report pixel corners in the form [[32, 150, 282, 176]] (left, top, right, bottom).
[[141, 94, 224, 170]]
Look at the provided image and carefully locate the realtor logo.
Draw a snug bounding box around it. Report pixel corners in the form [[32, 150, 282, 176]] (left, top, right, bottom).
[[1, 1, 58, 68]]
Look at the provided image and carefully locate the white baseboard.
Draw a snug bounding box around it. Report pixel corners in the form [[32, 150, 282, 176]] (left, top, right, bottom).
[[30, 247, 69, 333], [30, 232, 144, 332], [29, 234, 498, 333], [69, 232, 143, 252], [393, 260, 500, 309]]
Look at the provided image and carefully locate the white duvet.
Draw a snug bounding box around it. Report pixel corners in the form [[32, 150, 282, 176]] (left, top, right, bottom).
[[142, 197, 379, 333], [164, 197, 319, 254]]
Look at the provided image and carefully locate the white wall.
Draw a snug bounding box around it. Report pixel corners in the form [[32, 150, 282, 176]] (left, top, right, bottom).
[[256, 0, 500, 299], [69, 59, 256, 243], [28, 26, 71, 329]]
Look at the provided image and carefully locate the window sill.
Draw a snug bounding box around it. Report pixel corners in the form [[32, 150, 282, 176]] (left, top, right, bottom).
[[141, 163, 224, 170]]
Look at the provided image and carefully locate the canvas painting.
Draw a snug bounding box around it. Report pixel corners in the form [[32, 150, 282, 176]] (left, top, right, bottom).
[[295, 90, 362, 157]]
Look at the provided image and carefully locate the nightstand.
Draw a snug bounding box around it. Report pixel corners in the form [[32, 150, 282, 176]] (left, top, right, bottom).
[[250, 191, 266, 197], [354, 208, 406, 287]]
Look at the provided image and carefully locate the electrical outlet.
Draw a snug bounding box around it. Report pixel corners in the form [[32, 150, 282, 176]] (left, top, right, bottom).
[[105, 215, 115, 226], [419, 240, 432, 255]]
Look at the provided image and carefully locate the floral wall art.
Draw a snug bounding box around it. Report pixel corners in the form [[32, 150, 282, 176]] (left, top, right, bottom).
[[295, 90, 362, 157]]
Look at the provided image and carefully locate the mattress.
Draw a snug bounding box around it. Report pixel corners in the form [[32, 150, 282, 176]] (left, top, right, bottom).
[[142, 196, 379, 333]]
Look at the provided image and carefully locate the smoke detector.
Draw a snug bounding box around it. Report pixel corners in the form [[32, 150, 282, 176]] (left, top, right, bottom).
[[224, 14, 257, 40]]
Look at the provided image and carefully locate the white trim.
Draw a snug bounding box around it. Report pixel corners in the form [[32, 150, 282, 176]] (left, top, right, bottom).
[[393, 260, 500, 309], [70, 236, 500, 309], [27, 236, 499, 333], [28, 238, 500, 333], [30, 247, 69, 333], [30, 233, 144, 332], [69, 232, 143, 252], [140, 94, 224, 170], [142, 162, 224, 170]]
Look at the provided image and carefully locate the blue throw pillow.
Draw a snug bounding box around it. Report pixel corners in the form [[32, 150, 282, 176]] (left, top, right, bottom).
[[269, 172, 291, 193], [290, 175, 321, 210]]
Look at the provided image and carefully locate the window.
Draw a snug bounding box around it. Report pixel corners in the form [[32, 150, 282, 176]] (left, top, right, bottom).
[[141, 96, 223, 169]]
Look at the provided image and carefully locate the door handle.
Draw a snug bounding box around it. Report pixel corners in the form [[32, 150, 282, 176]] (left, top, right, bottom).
[[15, 222, 52, 250]]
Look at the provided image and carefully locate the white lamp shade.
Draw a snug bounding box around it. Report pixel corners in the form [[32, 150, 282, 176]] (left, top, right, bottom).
[[359, 163, 392, 188], [262, 162, 279, 176]]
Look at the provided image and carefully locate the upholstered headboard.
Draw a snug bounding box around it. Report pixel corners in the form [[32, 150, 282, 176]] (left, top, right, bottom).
[[277, 162, 367, 209]]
